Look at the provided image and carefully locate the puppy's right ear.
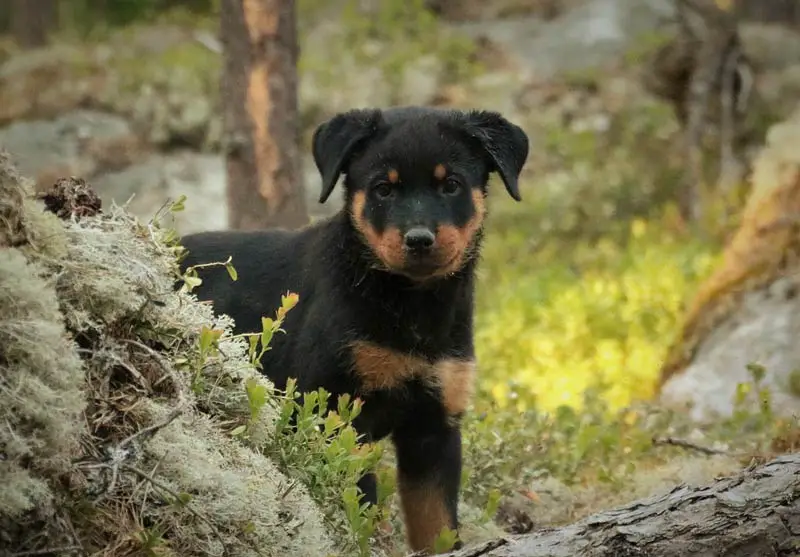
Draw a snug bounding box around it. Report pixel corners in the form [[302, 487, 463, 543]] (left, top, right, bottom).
[[312, 109, 383, 204]]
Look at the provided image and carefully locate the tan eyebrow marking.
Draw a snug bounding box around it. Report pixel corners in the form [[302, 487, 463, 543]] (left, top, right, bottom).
[[433, 164, 447, 180], [387, 169, 400, 184]]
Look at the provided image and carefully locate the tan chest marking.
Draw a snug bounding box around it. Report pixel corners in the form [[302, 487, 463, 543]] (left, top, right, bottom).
[[432, 359, 476, 416], [349, 341, 476, 416]]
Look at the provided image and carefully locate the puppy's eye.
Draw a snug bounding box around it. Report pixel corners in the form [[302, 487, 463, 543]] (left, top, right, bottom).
[[441, 178, 462, 196], [373, 182, 393, 199]]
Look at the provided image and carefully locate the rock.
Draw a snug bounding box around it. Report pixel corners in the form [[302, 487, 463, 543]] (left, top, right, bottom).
[[660, 278, 800, 422], [658, 104, 800, 422], [90, 152, 340, 236], [740, 23, 800, 71], [426, 0, 573, 22], [0, 109, 142, 190], [0, 45, 104, 125], [90, 152, 227, 236], [450, 0, 674, 83]]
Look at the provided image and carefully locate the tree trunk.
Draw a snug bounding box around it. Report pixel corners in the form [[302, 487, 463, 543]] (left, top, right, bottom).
[[436, 453, 800, 557], [220, 0, 309, 231], [11, 0, 58, 48]]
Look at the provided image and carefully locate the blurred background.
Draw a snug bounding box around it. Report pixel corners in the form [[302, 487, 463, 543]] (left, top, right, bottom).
[[2, 0, 800, 479]]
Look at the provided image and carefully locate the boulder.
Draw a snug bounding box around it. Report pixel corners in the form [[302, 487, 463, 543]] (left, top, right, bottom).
[[658, 104, 800, 422]]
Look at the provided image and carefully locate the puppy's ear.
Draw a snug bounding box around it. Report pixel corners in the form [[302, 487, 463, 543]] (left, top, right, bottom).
[[312, 108, 383, 204], [453, 110, 529, 202]]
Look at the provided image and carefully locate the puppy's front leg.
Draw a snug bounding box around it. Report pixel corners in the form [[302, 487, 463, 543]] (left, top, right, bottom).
[[393, 421, 462, 554]]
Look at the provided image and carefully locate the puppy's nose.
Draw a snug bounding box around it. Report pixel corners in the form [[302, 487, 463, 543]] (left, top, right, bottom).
[[403, 227, 435, 251]]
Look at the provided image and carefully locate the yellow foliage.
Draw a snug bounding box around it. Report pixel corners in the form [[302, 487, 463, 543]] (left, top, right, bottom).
[[474, 213, 718, 414]]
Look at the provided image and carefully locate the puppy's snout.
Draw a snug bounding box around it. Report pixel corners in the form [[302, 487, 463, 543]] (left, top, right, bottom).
[[403, 227, 435, 252]]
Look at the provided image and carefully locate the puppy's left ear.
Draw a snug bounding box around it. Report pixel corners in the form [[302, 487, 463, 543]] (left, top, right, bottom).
[[455, 110, 529, 202], [312, 108, 383, 204]]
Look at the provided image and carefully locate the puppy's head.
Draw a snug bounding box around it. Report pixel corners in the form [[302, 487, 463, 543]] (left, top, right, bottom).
[[312, 106, 529, 281]]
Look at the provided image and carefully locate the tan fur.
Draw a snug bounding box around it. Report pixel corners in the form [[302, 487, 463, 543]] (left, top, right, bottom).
[[435, 189, 486, 276], [434, 359, 476, 416], [349, 341, 476, 417], [350, 191, 407, 270], [398, 478, 454, 553], [434, 164, 447, 180], [350, 340, 428, 391], [350, 186, 486, 279]]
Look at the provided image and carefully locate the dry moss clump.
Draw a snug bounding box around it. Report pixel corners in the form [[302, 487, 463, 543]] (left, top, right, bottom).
[[0, 152, 337, 556]]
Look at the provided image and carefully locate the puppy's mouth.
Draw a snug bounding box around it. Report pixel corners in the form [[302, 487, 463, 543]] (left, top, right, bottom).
[[395, 251, 462, 281]]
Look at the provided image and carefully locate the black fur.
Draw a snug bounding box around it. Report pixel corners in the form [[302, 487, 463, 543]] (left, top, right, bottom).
[[178, 106, 529, 552]]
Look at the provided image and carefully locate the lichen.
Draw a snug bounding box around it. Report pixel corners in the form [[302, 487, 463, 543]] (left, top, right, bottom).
[[0, 153, 337, 556]]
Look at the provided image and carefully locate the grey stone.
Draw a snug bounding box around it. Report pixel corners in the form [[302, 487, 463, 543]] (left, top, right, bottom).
[[659, 279, 800, 422], [0, 110, 135, 183], [90, 152, 339, 236]]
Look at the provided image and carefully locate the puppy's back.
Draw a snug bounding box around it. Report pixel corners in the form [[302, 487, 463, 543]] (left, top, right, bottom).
[[179, 228, 307, 333]]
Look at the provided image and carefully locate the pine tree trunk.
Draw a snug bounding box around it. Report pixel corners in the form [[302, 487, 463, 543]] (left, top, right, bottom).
[[220, 0, 309, 231], [436, 453, 800, 557], [11, 0, 57, 49]]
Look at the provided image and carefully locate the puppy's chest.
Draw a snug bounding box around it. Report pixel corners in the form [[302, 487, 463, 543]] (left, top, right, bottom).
[[348, 339, 476, 421]]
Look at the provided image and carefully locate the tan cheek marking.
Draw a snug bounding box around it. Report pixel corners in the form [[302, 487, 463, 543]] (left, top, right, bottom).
[[387, 168, 400, 184], [434, 164, 447, 180], [398, 479, 454, 553], [350, 341, 429, 391], [435, 188, 487, 275], [350, 192, 406, 270], [433, 359, 477, 416], [377, 227, 406, 269]]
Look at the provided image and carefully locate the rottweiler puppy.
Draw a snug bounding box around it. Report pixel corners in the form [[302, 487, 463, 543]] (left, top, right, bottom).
[[178, 106, 529, 553]]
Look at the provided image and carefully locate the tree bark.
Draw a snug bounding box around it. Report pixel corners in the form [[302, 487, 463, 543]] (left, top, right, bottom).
[[220, 0, 309, 231], [11, 0, 58, 49], [437, 453, 800, 557]]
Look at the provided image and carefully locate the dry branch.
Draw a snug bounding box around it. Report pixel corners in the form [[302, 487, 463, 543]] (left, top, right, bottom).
[[439, 452, 800, 557]]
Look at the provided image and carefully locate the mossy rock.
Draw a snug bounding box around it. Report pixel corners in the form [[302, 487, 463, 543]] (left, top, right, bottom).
[[0, 153, 338, 556], [659, 104, 800, 385]]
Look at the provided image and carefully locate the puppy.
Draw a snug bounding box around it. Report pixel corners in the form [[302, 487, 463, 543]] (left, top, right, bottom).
[[178, 106, 529, 553]]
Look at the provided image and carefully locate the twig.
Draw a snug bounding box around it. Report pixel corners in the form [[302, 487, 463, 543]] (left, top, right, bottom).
[[10, 546, 83, 556], [87, 408, 183, 504], [118, 407, 182, 451], [652, 436, 731, 456], [121, 464, 228, 556]]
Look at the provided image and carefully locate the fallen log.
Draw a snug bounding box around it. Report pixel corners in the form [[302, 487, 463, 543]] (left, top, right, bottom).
[[440, 452, 800, 557]]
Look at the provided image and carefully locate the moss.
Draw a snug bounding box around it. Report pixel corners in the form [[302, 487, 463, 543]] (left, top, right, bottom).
[[0, 249, 86, 519], [0, 155, 338, 556]]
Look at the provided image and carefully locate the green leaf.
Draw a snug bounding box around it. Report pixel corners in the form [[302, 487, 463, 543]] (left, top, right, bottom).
[[183, 274, 202, 291], [198, 325, 223, 357], [170, 194, 187, 213], [260, 317, 275, 349], [433, 526, 458, 553], [226, 262, 238, 281], [245, 377, 268, 420], [230, 424, 247, 437]]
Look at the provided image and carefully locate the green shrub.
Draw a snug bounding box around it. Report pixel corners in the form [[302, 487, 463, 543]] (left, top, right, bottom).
[[474, 215, 720, 414]]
